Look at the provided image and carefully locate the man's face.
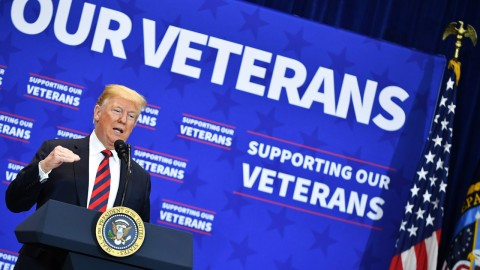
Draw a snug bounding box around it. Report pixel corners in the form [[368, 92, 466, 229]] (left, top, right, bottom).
[[93, 96, 139, 149]]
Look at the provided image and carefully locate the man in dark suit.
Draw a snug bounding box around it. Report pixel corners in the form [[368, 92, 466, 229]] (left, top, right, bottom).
[[5, 84, 151, 270]]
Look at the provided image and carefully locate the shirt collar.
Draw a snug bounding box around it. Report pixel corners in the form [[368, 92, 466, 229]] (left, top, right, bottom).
[[90, 131, 119, 163]]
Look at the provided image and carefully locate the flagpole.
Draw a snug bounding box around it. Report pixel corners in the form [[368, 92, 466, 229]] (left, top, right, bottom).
[[443, 22, 476, 267], [440, 21, 477, 270]]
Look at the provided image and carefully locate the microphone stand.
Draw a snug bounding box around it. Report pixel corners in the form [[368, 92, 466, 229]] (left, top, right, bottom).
[[120, 144, 131, 206]]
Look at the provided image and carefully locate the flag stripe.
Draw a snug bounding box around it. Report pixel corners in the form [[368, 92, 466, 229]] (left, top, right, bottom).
[[401, 247, 416, 270], [389, 254, 402, 270], [394, 230, 441, 270], [425, 230, 440, 270], [414, 239, 427, 269]]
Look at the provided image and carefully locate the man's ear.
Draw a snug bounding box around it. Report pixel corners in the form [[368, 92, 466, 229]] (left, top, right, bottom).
[[93, 104, 101, 122]]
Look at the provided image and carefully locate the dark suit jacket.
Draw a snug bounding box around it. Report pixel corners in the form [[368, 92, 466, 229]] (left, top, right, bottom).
[[5, 136, 151, 269]]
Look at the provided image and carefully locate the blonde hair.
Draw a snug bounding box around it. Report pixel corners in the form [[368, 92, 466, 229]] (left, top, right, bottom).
[[96, 84, 147, 111]]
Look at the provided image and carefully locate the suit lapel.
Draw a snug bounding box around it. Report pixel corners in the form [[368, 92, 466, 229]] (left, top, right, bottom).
[[73, 137, 90, 207]]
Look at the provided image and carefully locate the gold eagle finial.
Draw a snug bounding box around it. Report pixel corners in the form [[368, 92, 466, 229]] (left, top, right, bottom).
[[443, 21, 477, 60], [442, 21, 477, 85]]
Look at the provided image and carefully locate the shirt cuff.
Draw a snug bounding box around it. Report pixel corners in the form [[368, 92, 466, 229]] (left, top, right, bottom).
[[38, 161, 51, 183]]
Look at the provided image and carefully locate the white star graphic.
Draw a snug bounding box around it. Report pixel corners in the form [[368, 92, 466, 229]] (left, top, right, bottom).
[[425, 151, 435, 164], [423, 190, 432, 202], [406, 202, 414, 213], [416, 207, 425, 220], [443, 142, 452, 153], [411, 185, 420, 197], [448, 102, 456, 114], [433, 135, 442, 147], [446, 77, 455, 90], [429, 175, 438, 187], [436, 158, 444, 170], [400, 220, 407, 231], [440, 96, 448, 107], [432, 199, 439, 209], [441, 119, 449, 130], [417, 167, 428, 180], [440, 181, 447, 193], [426, 214, 435, 226], [407, 224, 418, 237]]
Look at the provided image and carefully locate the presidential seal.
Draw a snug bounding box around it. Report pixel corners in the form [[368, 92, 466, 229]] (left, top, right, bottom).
[[95, 206, 145, 257]]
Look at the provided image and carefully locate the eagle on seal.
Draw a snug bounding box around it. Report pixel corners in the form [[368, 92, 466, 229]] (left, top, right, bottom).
[[110, 219, 132, 245]]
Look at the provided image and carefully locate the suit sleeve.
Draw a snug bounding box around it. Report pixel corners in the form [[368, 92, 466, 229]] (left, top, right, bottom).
[[141, 172, 151, 223], [5, 140, 53, 213]]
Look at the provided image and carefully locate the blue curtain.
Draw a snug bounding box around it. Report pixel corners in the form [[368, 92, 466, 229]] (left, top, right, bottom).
[[244, 0, 480, 266]]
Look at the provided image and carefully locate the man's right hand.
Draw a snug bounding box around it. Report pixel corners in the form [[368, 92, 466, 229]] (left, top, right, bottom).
[[39, 146, 81, 173]]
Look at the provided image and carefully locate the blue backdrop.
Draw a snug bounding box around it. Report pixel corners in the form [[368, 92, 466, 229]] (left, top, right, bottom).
[[0, 0, 445, 269]]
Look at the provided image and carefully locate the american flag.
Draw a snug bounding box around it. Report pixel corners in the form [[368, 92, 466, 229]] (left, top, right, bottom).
[[389, 63, 458, 270]]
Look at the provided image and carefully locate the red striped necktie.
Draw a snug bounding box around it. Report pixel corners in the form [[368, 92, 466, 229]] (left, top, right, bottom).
[[88, 149, 112, 212]]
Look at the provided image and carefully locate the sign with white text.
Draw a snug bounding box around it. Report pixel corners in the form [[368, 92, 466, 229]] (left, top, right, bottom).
[[0, 0, 445, 268]]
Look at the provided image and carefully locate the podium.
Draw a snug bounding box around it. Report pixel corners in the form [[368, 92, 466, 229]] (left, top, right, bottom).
[[14, 200, 193, 270]]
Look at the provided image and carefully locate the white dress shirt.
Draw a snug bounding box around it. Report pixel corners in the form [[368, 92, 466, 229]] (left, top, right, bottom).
[[87, 131, 120, 210]]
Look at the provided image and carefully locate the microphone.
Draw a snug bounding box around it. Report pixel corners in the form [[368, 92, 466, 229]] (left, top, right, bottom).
[[114, 140, 131, 206], [114, 140, 129, 164]]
